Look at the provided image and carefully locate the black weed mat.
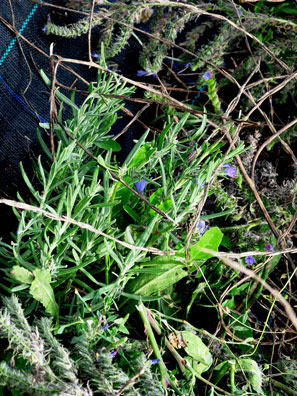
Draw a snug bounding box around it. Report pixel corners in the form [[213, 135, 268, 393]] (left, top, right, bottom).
[[0, 1, 297, 395]]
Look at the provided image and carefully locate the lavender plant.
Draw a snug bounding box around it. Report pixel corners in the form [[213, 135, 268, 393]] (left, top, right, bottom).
[[1, 1, 297, 394]]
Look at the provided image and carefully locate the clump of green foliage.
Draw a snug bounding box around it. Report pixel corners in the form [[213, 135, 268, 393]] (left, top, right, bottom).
[[0, 295, 165, 395], [1, 1, 297, 395]]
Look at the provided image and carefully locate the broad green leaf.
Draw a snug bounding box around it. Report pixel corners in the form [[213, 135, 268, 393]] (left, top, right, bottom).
[[213, 359, 263, 393], [10, 266, 33, 284], [235, 359, 263, 394], [125, 261, 187, 296], [182, 331, 212, 374], [95, 139, 121, 152], [29, 269, 59, 318], [189, 227, 223, 261]]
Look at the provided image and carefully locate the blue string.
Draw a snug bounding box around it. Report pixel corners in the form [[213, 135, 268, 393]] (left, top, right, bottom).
[[191, 84, 207, 105], [0, 75, 47, 123]]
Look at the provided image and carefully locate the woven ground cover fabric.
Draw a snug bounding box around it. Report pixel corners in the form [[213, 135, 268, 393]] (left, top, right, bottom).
[[0, 0, 140, 194], [0, 0, 143, 237]]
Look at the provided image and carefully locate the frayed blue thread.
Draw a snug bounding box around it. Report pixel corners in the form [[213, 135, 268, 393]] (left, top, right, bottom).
[[0, 1, 47, 123], [0, 75, 47, 123], [191, 84, 207, 104]]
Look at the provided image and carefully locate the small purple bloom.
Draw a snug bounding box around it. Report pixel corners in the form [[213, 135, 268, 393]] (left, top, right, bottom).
[[152, 358, 160, 365], [136, 70, 148, 77], [41, 26, 47, 33], [223, 163, 231, 168], [91, 51, 100, 59], [183, 62, 191, 68], [264, 244, 274, 252], [198, 221, 206, 233], [134, 179, 147, 193], [245, 256, 255, 266], [103, 323, 109, 330], [236, 8, 242, 17], [198, 220, 206, 228], [203, 72, 211, 81], [197, 220, 207, 236], [223, 166, 237, 178], [109, 349, 118, 358]]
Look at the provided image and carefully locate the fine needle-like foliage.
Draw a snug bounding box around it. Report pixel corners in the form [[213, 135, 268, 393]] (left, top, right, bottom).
[[0, 295, 91, 395], [1, 1, 297, 395], [0, 296, 166, 396]]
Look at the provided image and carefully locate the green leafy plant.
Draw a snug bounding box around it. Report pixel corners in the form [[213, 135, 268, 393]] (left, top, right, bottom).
[[1, 1, 297, 394]]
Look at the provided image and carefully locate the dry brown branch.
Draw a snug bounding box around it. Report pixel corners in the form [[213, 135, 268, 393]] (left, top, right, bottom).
[[251, 118, 297, 181], [200, 247, 297, 332], [0, 198, 169, 256]]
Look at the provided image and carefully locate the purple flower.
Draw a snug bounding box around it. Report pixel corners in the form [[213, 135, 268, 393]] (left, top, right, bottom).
[[194, 179, 205, 190], [236, 8, 242, 17], [264, 244, 274, 252], [197, 220, 207, 236], [245, 256, 255, 266], [152, 358, 160, 365], [137, 70, 157, 79], [41, 26, 47, 33], [134, 179, 147, 193], [136, 70, 149, 77], [103, 323, 109, 330], [198, 220, 206, 228], [223, 166, 237, 178], [109, 349, 118, 358], [91, 51, 100, 59], [203, 72, 211, 81]]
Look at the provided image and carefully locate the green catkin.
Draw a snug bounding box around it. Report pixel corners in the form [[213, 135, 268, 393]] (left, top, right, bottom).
[[206, 75, 222, 115], [46, 17, 103, 38]]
